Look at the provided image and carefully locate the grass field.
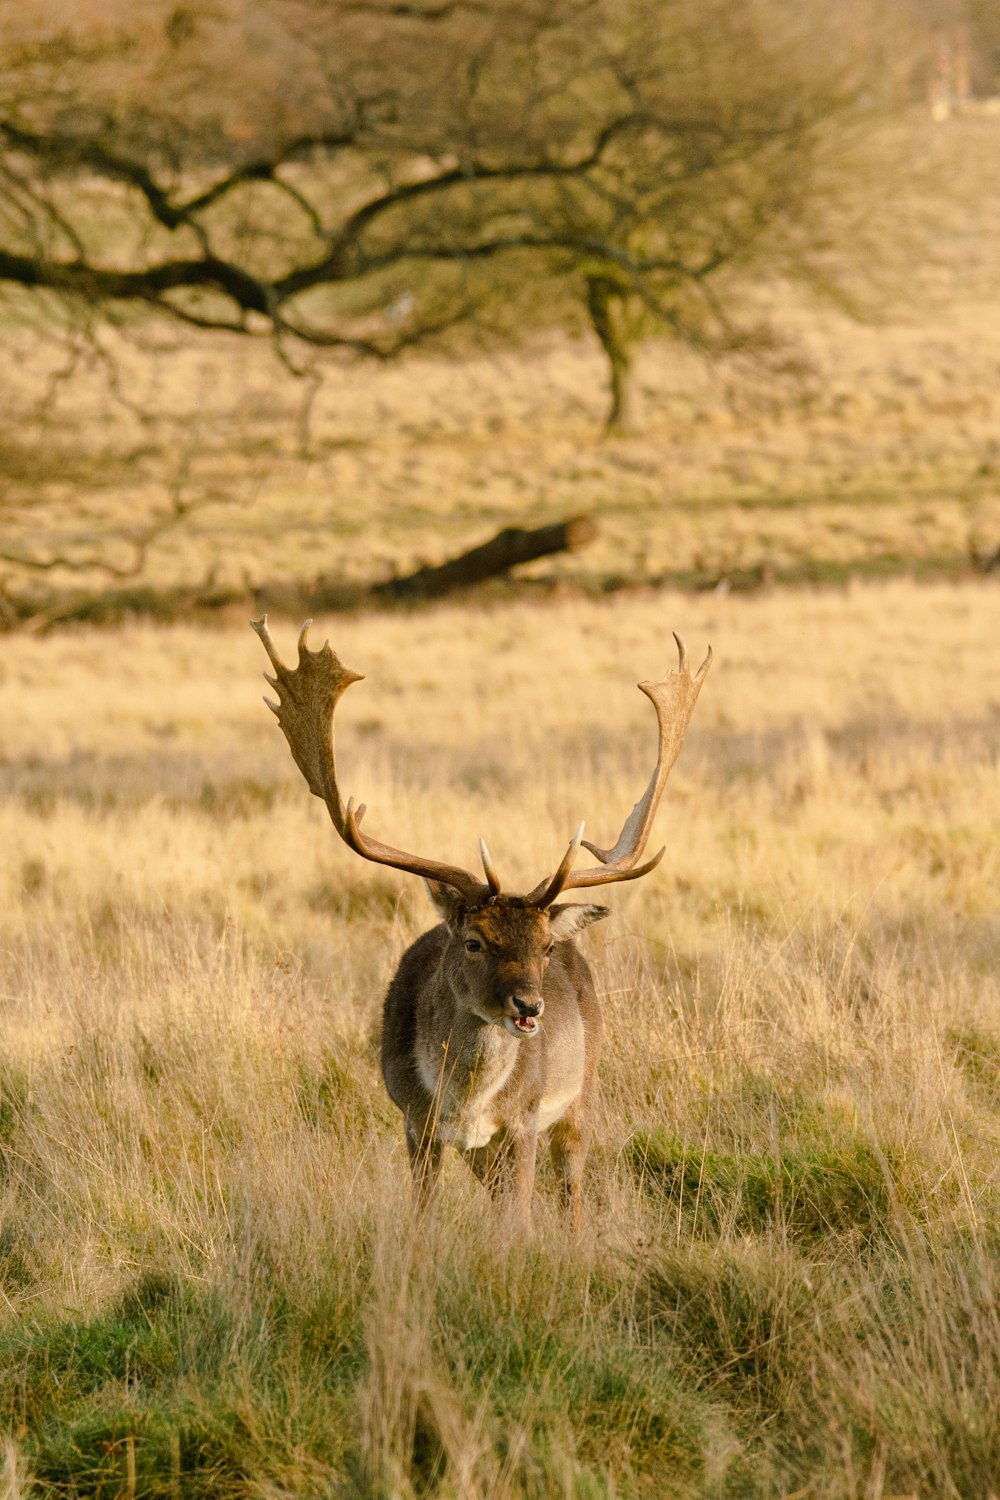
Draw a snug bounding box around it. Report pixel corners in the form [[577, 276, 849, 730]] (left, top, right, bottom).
[[1, 106, 999, 1494], [1, 575, 998, 1496]]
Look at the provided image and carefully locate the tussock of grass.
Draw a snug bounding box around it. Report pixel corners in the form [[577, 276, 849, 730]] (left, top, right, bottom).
[[629, 1126, 895, 1242]]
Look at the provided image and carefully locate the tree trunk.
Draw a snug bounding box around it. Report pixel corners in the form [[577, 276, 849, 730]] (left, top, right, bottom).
[[372, 515, 598, 601], [587, 276, 638, 434]]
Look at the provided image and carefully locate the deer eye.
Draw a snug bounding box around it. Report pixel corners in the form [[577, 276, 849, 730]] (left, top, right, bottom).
[[465, 938, 483, 953], [545, 943, 555, 958]]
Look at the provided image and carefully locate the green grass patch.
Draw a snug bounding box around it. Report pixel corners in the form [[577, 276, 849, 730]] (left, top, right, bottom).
[[948, 1024, 1000, 1109], [444, 1305, 711, 1488], [0, 1271, 368, 1498], [628, 1127, 894, 1242], [639, 1243, 821, 1417], [30, 1400, 253, 1500], [0, 1275, 233, 1425]]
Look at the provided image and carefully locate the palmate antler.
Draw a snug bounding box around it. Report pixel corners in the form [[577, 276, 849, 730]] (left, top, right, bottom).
[[251, 616, 496, 902], [251, 618, 711, 907], [528, 632, 713, 903]]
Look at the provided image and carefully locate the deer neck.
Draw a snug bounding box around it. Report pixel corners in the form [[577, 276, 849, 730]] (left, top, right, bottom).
[[444, 969, 519, 1074], [414, 945, 522, 1112], [432, 1010, 521, 1149]]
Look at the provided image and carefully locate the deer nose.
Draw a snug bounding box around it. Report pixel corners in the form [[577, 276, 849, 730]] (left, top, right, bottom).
[[512, 993, 542, 1019]]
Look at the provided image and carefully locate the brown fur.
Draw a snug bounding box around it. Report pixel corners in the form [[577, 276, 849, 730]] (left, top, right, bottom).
[[380, 890, 608, 1229]]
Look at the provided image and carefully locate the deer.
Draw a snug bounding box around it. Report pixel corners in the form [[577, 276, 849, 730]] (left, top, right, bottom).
[[251, 617, 711, 1231]]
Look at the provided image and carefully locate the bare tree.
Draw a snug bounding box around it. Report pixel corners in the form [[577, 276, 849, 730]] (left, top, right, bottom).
[[0, 0, 878, 430]]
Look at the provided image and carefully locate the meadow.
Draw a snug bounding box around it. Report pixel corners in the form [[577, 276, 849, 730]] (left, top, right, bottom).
[[1, 571, 998, 1498], [2, 104, 1000, 1491]]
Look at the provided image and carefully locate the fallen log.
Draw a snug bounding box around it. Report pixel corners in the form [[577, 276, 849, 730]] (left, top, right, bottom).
[[1, 515, 600, 630], [372, 514, 599, 600]]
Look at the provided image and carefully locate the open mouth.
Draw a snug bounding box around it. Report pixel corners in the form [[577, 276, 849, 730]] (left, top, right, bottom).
[[509, 1015, 540, 1036]]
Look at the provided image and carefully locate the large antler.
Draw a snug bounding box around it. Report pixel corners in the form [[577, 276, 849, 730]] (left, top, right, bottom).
[[251, 617, 496, 902], [528, 633, 712, 905]]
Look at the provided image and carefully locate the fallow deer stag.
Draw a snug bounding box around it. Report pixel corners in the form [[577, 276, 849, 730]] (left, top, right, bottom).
[[251, 617, 711, 1230]]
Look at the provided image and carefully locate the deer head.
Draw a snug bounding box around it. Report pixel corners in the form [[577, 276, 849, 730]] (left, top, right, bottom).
[[422, 885, 611, 1038]]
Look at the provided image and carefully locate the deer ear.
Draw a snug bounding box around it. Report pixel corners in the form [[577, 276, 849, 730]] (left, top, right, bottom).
[[548, 903, 611, 941], [425, 880, 465, 928]]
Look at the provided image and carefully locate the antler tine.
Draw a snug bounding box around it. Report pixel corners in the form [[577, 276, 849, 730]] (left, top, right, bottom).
[[479, 838, 503, 896], [252, 620, 487, 902], [529, 636, 712, 898], [252, 613, 283, 672], [531, 821, 586, 909], [251, 615, 284, 713], [673, 630, 688, 674]]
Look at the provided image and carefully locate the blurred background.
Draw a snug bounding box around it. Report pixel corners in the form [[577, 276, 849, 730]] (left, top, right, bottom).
[[2, 0, 999, 621]]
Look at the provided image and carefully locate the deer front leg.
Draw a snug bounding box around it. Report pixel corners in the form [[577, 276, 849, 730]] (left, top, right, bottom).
[[404, 1116, 443, 1208], [466, 1133, 512, 1197], [509, 1128, 539, 1233], [549, 1107, 590, 1230], [466, 1128, 538, 1234]]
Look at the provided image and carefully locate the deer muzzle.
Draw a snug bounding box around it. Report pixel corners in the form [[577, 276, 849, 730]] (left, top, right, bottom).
[[505, 989, 544, 1037]]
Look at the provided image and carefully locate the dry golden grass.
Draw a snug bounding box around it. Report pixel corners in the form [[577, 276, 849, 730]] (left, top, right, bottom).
[[2, 108, 1000, 1491], [1, 576, 998, 1495], [8, 297, 1000, 602]]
